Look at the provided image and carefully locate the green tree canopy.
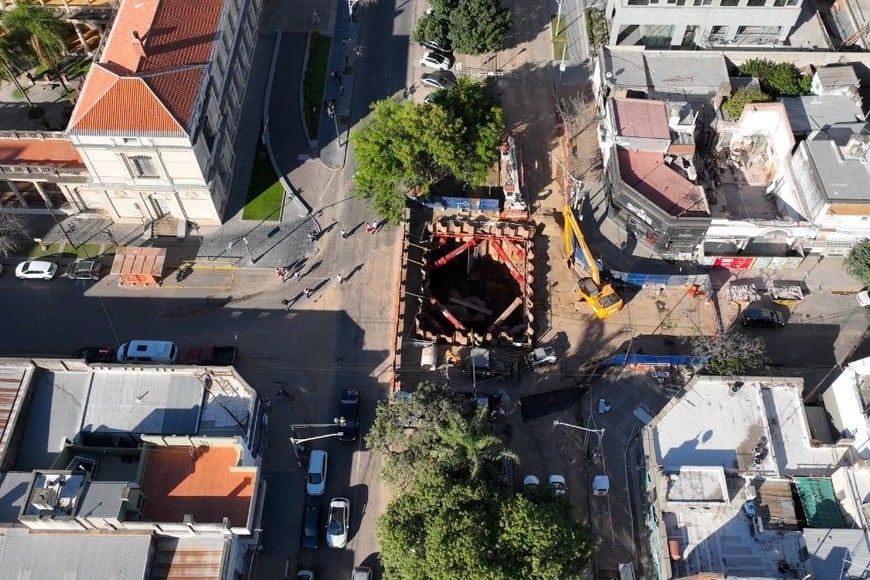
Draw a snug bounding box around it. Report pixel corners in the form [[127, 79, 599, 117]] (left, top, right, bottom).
[[431, 412, 518, 478], [378, 471, 593, 579], [350, 80, 503, 222], [448, 0, 513, 55], [413, 0, 512, 55], [737, 58, 811, 97], [721, 86, 772, 119], [846, 238, 870, 286]]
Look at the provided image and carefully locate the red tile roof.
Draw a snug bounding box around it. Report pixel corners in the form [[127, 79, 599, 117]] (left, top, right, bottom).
[[0, 138, 85, 168], [613, 98, 670, 140], [141, 445, 254, 526], [69, 0, 224, 135], [617, 149, 709, 216]]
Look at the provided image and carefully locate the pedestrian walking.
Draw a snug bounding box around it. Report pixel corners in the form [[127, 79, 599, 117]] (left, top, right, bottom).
[[364, 224, 374, 234], [281, 298, 291, 312], [303, 287, 313, 298], [339, 85, 345, 96], [370, 221, 378, 235], [263, 398, 272, 410], [307, 232, 316, 244], [276, 267, 286, 280], [294, 270, 302, 281], [337, 273, 344, 284], [276, 387, 288, 398], [340, 229, 348, 239]]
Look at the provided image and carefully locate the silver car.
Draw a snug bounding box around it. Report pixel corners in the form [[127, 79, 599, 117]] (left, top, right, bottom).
[[326, 497, 350, 548], [421, 71, 456, 90]]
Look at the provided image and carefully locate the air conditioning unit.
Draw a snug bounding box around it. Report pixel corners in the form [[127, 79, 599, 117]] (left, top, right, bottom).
[[31, 487, 59, 511]]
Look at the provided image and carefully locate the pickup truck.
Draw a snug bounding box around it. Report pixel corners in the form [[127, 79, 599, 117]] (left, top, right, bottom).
[[185, 345, 238, 366]]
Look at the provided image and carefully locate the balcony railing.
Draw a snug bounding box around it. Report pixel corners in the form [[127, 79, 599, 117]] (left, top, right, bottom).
[[0, 130, 67, 140]]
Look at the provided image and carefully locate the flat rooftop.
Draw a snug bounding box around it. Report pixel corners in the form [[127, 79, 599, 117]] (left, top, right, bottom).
[[651, 376, 846, 477], [616, 148, 709, 216], [805, 124, 870, 203], [0, 138, 85, 168], [140, 445, 254, 526], [612, 98, 669, 140], [779, 95, 865, 134]]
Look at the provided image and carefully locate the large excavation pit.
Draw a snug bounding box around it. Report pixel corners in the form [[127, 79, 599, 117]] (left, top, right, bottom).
[[415, 218, 536, 346]]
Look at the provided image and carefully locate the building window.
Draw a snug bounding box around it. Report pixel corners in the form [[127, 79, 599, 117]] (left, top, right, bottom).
[[711, 25, 727, 34], [721, 0, 739, 6], [127, 155, 159, 178], [747, 0, 766, 5]]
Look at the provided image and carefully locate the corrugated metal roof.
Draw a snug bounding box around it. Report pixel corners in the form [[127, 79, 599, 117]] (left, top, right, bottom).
[[0, 363, 30, 466], [77, 481, 128, 518], [795, 477, 845, 528], [150, 535, 227, 579], [0, 528, 152, 579]]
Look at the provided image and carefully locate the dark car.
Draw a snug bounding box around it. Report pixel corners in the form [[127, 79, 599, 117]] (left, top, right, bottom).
[[338, 388, 360, 442], [75, 346, 115, 364], [420, 39, 452, 53], [65, 260, 102, 280], [301, 504, 320, 549], [740, 307, 785, 328], [421, 71, 457, 90]]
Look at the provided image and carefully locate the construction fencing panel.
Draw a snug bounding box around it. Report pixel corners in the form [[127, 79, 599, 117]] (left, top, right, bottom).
[[422, 196, 501, 212], [609, 271, 714, 296], [600, 354, 709, 367]]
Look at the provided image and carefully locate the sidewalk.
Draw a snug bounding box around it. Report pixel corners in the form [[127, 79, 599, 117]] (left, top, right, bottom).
[[317, 6, 360, 170]]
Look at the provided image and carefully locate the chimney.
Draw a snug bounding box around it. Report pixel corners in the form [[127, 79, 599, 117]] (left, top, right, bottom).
[[131, 31, 146, 59]]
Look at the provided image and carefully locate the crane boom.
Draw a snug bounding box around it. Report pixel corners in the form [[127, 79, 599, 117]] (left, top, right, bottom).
[[561, 205, 623, 318], [562, 206, 601, 285]]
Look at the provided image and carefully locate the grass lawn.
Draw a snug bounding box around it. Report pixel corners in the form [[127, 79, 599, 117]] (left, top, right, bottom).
[[242, 157, 284, 221], [551, 15, 568, 60], [302, 32, 332, 140], [26, 242, 110, 259]]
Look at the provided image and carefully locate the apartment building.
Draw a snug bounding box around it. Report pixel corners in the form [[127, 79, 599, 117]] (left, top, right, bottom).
[[66, 0, 262, 226], [605, 0, 802, 48]]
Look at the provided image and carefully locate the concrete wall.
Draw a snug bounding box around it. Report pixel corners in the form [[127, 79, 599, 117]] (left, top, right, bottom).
[[607, 0, 800, 46]]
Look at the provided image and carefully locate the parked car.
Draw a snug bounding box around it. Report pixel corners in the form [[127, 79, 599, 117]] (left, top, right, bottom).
[[592, 474, 610, 496], [297, 571, 315, 580], [65, 259, 102, 280], [420, 39, 452, 53], [548, 474, 567, 496], [15, 260, 57, 280], [338, 389, 360, 442], [75, 346, 115, 364], [301, 504, 320, 549], [352, 567, 372, 580], [326, 497, 350, 548], [740, 307, 785, 328], [421, 71, 456, 90], [307, 449, 328, 496], [523, 475, 540, 491], [526, 346, 557, 367], [858, 290, 870, 307], [419, 50, 453, 70], [184, 345, 238, 366]]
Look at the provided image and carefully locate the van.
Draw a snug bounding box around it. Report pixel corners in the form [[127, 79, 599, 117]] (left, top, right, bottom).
[[117, 340, 178, 364]]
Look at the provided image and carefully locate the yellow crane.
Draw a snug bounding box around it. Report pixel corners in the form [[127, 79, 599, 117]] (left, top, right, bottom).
[[562, 205, 623, 318]]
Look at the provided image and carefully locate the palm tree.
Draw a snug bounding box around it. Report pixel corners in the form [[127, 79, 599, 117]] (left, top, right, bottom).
[[0, 31, 33, 106], [2, 3, 71, 92], [432, 412, 519, 479]]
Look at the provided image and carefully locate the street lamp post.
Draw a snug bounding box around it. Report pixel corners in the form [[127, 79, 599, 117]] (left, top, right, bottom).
[[553, 420, 605, 446], [289, 431, 344, 466]]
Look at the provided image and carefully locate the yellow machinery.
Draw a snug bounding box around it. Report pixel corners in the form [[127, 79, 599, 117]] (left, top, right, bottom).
[[562, 206, 623, 318]]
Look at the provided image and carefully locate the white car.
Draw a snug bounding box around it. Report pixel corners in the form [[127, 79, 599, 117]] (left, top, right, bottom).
[[858, 290, 870, 307], [523, 475, 540, 491], [592, 474, 610, 496], [326, 497, 350, 548], [548, 474, 567, 496], [306, 449, 327, 496], [15, 260, 57, 280], [420, 50, 452, 70]]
